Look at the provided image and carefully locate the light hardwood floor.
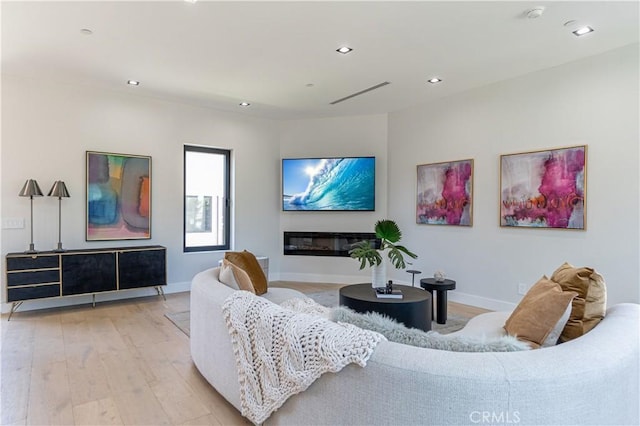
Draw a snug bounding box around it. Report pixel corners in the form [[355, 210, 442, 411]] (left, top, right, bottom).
[[1, 285, 488, 426]]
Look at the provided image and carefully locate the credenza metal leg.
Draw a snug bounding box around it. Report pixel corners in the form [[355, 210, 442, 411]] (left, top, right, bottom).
[[7, 301, 23, 321], [156, 286, 166, 301]]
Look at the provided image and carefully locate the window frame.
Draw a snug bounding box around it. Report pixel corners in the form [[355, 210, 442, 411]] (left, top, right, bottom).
[[183, 145, 231, 252]]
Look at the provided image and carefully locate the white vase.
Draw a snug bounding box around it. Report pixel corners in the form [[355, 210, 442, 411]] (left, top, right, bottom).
[[371, 261, 387, 288]]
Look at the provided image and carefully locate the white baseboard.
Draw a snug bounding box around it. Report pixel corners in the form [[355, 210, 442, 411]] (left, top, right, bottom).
[[447, 291, 517, 312], [0, 281, 191, 315]]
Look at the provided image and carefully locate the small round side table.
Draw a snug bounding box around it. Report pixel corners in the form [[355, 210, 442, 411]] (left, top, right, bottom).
[[406, 269, 422, 287], [419, 278, 456, 324]]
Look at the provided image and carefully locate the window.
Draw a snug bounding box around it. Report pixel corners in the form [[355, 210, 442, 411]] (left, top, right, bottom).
[[184, 145, 231, 252]]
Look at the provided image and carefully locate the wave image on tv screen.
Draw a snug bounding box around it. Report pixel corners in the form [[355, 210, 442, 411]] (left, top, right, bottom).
[[282, 157, 375, 211]]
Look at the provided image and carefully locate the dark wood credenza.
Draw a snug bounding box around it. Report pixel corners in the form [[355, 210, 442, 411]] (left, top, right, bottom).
[[5, 245, 166, 320]]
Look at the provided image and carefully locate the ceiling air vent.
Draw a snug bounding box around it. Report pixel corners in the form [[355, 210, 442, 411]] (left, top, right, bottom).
[[330, 81, 391, 105]]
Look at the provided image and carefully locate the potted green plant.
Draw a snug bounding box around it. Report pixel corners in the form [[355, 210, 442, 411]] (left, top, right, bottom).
[[349, 219, 418, 288]]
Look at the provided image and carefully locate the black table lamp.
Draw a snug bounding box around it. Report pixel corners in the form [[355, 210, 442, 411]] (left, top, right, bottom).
[[19, 179, 44, 253], [48, 181, 70, 252]]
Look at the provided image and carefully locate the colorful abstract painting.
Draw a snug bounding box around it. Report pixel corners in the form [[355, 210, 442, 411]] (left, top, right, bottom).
[[500, 145, 586, 229], [86, 151, 151, 240], [416, 159, 473, 226]]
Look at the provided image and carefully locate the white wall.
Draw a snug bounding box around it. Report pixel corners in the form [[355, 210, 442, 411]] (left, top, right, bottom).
[[277, 115, 389, 284], [388, 44, 639, 309], [1, 75, 281, 312], [2, 44, 638, 313]]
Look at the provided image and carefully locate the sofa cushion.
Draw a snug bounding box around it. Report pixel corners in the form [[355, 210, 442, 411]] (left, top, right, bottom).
[[550, 262, 607, 343], [219, 259, 256, 293], [224, 250, 268, 295], [504, 276, 577, 348]]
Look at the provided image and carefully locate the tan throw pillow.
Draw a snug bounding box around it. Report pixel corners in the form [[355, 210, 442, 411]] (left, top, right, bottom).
[[224, 250, 268, 295], [504, 276, 577, 349], [219, 259, 255, 294], [550, 262, 607, 343]]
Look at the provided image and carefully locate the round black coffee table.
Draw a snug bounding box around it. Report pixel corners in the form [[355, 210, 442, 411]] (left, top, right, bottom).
[[420, 278, 456, 324], [339, 283, 432, 331]]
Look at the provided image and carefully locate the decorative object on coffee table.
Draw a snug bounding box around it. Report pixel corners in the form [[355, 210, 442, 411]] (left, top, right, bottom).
[[349, 219, 417, 288], [47, 180, 70, 252], [375, 280, 403, 298], [420, 277, 456, 324], [434, 270, 446, 282], [18, 179, 44, 253]]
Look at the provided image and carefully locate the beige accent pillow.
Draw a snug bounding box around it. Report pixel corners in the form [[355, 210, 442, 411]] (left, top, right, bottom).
[[504, 276, 577, 349], [550, 262, 607, 343], [219, 259, 255, 294], [224, 250, 268, 295]]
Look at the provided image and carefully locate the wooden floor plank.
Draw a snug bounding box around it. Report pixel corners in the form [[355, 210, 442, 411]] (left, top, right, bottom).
[[1, 352, 32, 425], [72, 397, 124, 425], [88, 317, 129, 354], [65, 342, 112, 406], [100, 350, 150, 394], [26, 360, 74, 426], [111, 387, 172, 426], [179, 413, 223, 426], [151, 379, 211, 425]]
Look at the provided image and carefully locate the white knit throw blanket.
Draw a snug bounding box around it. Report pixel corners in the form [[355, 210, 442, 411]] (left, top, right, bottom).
[[223, 291, 384, 425]]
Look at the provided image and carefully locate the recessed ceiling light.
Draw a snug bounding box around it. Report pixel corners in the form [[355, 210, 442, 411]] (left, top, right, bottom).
[[564, 20, 595, 37], [336, 46, 353, 54], [428, 77, 442, 84], [573, 26, 594, 36], [306, 83, 315, 88], [525, 7, 545, 19], [184, 0, 198, 3], [239, 102, 250, 107], [80, 28, 93, 36], [127, 80, 140, 86]]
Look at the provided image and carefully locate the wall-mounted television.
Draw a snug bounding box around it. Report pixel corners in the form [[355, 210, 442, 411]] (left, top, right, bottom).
[[282, 156, 375, 211]]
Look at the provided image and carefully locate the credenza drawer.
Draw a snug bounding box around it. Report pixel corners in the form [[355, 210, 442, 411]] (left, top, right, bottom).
[[8, 284, 61, 302], [7, 269, 60, 287], [7, 255, 59, 271]]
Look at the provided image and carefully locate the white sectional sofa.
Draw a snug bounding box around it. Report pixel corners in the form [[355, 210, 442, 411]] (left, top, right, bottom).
[[190, 267, 640, 425]]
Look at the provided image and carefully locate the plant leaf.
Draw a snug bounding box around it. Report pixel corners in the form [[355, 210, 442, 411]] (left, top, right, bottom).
[[374, 219, 402, 243], [350, 219, 417, 271], [349, 240, 382, 269]]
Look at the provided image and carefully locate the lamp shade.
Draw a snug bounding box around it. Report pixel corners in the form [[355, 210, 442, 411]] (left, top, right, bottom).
[[19, 179, 43, 197], [48, 181, 70, 198]]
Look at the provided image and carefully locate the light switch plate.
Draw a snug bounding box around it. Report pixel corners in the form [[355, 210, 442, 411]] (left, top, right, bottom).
[[2, 218, 25, 229], [518, 283, 528, 295]]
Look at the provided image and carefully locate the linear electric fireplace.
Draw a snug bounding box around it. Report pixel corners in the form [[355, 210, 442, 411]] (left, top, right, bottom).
[[284, 231, 378, 257]]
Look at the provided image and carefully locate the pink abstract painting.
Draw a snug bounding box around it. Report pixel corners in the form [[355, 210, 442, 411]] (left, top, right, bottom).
[[416, 159, 473, 226], [500, 145, 586, 229]]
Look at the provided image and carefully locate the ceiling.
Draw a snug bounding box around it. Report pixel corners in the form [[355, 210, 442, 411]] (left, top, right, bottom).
[[2, 1, 638, 120]]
